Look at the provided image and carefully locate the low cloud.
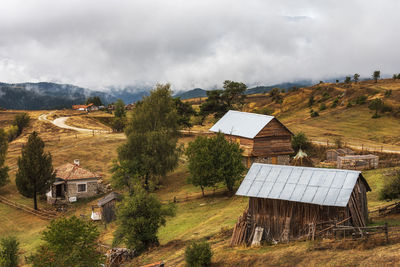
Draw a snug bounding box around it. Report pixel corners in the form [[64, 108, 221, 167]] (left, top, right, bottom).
[[0, 0, 399, 91]]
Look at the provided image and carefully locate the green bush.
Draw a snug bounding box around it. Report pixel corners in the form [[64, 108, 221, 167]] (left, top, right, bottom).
[[331, 98, 339, 108], [12, 113, 30, 136], [255, 107, 273, 115], [346, 102, 353, 108], [0, 236, 19, 267], [291, 132, 310, 152], [6, 126, 18, 142], [319, 103, 326, 111], [185, 241, 213, 267], [310, 109, 319, 117], [355, 95, 367, 105], [379, 172, 400, 201]]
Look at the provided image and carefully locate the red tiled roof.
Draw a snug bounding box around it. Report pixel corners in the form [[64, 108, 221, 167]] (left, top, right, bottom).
[[55, 163, 100, 180], [72, 105, 87, 109]]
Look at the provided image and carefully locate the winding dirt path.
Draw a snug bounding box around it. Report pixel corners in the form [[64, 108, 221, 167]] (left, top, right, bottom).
[[39, 112, 108, 133]]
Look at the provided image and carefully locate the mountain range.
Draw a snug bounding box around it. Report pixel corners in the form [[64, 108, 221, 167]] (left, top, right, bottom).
[[0, 80, 313, 110]]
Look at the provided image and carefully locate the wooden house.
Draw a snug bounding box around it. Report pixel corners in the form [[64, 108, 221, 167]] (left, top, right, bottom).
[[231, 163, 371, 245], [46, 160, 101, 204], [209, 110, 294, 167]]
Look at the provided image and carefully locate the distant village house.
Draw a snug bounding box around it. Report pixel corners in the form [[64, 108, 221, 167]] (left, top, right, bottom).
[[72, 103, 98, 111], [209, 110, 294, 167], [46, 160, 102, 204]]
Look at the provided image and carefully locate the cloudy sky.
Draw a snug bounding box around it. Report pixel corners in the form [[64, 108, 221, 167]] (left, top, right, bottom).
[[0, 0, 399, 91]]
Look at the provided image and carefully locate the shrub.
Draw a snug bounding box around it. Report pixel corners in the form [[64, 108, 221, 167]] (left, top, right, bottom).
[[308, 95, 314, 107], [185, 241, 213, 267], [0, 236, 19, 267], [291, 132, 310, 152], [321, 91, 330, 102], [346, 102, 353, 108], [310, 109, 319, 117], [12, 113, 30, 136], [319, 103, 326, 111], [255, 107, 273, 115], [355, 95, 367, 105], [7, 126, 18, 142], [331, 98, 339, 108], [385, 89, 392, 98], [379, 171, 400, 200]]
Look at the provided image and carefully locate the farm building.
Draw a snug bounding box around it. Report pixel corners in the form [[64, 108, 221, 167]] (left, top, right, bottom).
[[92, 192, 122, 223], [46, 160, 102, 204], [72, 103, 98, 111], [209, 110, 294, 167], [326, 148, 354, 162], [231, 163, 371, 245], [337, 154, 379, 170]]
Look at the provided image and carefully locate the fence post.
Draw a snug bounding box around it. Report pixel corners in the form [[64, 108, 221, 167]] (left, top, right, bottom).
[[385, 222, 389, 244]]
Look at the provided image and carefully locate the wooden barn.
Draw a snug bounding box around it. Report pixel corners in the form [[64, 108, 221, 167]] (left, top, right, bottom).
[[231, 163, 371, 245], [209, 110, 294, 167]]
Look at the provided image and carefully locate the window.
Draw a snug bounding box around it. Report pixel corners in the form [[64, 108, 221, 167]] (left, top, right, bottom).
[[77, 183, 86, 192]]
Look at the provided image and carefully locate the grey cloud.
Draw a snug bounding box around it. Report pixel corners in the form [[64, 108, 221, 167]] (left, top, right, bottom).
[[0, 0, 399, 91]]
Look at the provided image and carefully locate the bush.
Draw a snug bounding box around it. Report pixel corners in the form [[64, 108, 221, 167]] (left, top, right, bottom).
[[379, 172, 400, 200], [385, 89, 392, 98], [319, 103, 326, 111], [321, 91, 330, 102], [355, 95, 367, 105], [310, 109, 319, 117], [255, 107, 273, 115], [331, 98, 339, 108], [185, 241, 213, 267], [346, 102, 353, 108], [12, 113, 30, 136], [7, 126, 18, 142], [0, 236, 19, 267], [291, 132, 310, 152], [111, 117, 126, 132]]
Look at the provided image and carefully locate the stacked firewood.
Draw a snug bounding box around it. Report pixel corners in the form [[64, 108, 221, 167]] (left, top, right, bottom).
[[106, 247, 135, 267], [230, 210, 249, 246]]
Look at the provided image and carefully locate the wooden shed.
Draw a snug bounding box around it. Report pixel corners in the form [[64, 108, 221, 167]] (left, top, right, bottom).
[[209, 110, 294, 168], [231, 163, 371, 245], [326, 148, 354, 162], [97, 192, 122, 223]]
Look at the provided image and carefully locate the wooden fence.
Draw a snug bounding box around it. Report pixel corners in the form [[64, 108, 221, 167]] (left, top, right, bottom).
[[0, 195, 58, 220]]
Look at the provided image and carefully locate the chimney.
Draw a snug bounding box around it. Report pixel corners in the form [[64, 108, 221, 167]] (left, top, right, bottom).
[[74, 159, 80, 166]]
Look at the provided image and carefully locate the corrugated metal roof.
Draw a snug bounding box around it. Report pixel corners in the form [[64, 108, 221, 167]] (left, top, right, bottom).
[[209, 110, 274, 139], [236, 163, 363, 207]]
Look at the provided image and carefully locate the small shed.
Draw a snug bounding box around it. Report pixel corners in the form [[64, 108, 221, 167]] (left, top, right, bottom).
[[231, 163, 371, 245], [209, 110, 294, 167], [337, 154, 379, 170], [97, 192, 122, 223], [326, 148, 354, 162]]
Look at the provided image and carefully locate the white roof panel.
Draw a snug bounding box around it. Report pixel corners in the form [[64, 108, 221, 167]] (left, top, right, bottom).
[[236, 163, 364, 207], [209, 110, 274, 139]]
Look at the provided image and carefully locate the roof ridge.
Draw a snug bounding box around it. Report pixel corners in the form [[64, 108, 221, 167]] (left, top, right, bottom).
[[228, 110, 275, 118]]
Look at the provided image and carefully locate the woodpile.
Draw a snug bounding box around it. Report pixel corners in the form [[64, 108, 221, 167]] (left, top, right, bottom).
[[106, 248, 135, 267], [230, 210, 249, 246]]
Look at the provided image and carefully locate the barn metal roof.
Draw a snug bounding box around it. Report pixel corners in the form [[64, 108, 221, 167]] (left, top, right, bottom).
[[209, 110, 274, 139], [236, 163, 365, 207]]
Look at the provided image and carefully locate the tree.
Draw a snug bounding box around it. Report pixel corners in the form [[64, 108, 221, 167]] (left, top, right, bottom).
[[113, 187, 175, 254], [12, 113, 30, 136], [114, 99, 126, 118], [344, 76, 351, 84], [308, 95, 314, 107], [186, 133, 245, 194], [85, 96, 103, 106], [373, 70, 380, 83], [269, 88, 283, 104], [353, 73, 360, 83], [29, 216, 103, 267], [0, 236, 19, 267], [368, 98, 384, 118], [393, 74, 397, 80], [199, 80, 247, 119], [174, 97, 197, 129], [291, 132, 310, 152], [185, 240, 213, 267], [15, 132, 55, 210], [379, 171, 400, 200], [113, 84, 180, 191], [0, 129, 9, 188]]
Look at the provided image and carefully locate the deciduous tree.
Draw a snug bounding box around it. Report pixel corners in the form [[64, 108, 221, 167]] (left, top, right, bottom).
[[113, 187, 175, 254], [0, 236, 19, 267], [186, 133, 245, 194], [15, 132, 55, 210], [12, 113, 30, 136], [353, 73, 360, 83], [373, 70, 380, 83], [29, 216, 103, 267]]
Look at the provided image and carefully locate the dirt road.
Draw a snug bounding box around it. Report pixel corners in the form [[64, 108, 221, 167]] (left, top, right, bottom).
[[39, 112, 108, 133]]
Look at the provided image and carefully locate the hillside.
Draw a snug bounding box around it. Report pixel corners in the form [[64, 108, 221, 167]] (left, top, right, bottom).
[[0, 82, 150, 110]]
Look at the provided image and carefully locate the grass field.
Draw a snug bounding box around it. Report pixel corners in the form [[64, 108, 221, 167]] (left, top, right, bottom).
[[2, 85, 400, 266]]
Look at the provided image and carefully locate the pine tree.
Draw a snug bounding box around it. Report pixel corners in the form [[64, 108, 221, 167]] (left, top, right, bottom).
[[15, 132, 55, 210], [0, 129, 9, 188]]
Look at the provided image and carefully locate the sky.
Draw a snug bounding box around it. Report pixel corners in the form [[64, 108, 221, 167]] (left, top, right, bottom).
[[0, 0, 399, 91]]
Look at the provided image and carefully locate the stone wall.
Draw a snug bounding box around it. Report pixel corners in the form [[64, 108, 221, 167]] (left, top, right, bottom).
[[66, 180, 99, 199]]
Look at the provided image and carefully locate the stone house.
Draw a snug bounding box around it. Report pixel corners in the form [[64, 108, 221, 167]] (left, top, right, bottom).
[[209, 110, 294, 167], [47, 160, 101, 204]]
